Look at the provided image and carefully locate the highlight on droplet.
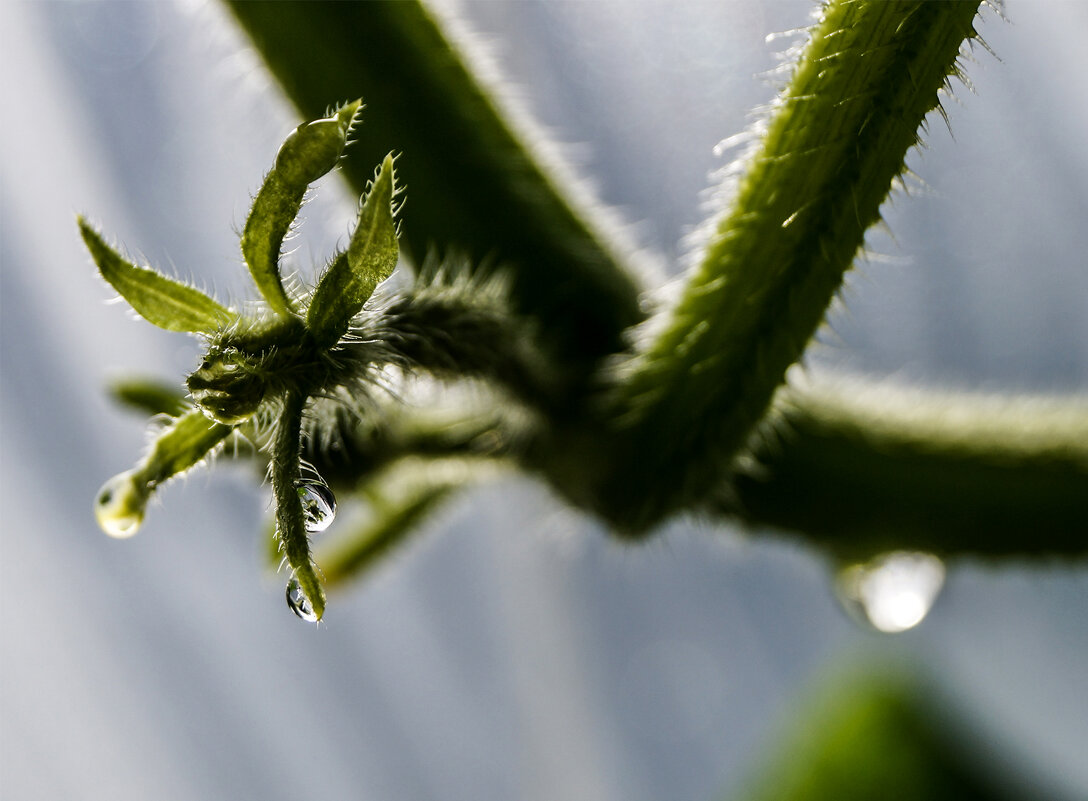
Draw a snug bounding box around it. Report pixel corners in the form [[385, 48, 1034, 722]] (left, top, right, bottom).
[[836, 551, 946, 633], [94, 470, 148, 539], [296, 477, 336, 534]]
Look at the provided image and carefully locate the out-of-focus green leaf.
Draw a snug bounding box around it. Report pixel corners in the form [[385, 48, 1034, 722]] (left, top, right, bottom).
[[732, 670, 1016, 801]]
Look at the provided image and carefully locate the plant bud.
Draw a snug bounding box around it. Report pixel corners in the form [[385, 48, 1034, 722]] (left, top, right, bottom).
[[187, 351, 266, 425]]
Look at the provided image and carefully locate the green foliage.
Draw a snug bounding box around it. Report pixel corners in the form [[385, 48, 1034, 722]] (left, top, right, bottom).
[[732, 669, 1007, 801]]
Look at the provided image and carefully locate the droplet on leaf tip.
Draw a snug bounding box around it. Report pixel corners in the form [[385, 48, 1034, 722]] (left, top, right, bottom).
[[286, 577, 319, 623], [94, 470, 147, 539]]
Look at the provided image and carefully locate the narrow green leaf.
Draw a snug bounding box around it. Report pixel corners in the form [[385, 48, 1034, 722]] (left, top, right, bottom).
[[79, 217, 234, 334], [307, 153, 399, 346], [137, 408, 235, 486], [108, 376, 190, 417], [319, 483, 452, 588], [242, 100, 361, 319]]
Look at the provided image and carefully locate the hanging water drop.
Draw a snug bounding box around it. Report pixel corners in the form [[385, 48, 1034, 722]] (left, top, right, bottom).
[[295, 475, 336, 534], [286, 577, 319, 623], [836, 551, 946, 633], [94, 470, 147, 538]]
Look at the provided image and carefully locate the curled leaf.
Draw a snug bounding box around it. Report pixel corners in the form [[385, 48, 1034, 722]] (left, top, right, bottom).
[[242, 100, 362, 319], [79, 217, 234, 334]]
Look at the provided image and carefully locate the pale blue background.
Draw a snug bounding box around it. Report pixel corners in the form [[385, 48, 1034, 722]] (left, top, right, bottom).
[[2, 2, 1086, 800]]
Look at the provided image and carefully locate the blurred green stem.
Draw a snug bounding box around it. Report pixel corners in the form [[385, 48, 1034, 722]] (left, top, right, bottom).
[[731, 381, 1088, 559]]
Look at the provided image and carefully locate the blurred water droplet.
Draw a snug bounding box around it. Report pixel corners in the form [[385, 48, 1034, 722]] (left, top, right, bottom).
[[836, 551, 945, 633], [94, 470, 146, 538], [286, 578, 318, 623], [296, 474, 336, 534]]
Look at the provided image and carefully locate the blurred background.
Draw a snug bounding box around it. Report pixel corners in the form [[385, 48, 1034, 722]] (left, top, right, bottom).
[[2, 1, 1086, 800]]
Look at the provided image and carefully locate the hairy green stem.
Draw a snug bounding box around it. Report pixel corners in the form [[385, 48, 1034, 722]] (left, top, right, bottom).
[[730, 380, 1088, 559], [588, 0, 984, 532]]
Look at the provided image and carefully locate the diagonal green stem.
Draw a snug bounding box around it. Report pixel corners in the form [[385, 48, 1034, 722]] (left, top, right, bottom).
[[225, 0, 643, 379], [588, 0, 984, 532]]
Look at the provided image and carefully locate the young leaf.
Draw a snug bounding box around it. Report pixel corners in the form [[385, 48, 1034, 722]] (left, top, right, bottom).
[[79, 217, 234, 334], [138, 408, 235, 485], [307, 153, 399, 347], [242, 100, 362, 319]]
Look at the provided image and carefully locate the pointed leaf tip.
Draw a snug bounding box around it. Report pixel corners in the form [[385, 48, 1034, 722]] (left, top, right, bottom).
[[306, 153, 400, 346], [335, 98, 363, 133], [78, 217, 234, 334]]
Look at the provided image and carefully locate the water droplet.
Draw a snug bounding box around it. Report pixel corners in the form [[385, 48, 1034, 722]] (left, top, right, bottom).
[[295, 476, 336, 534], [94, 470, 147, 538], [285, 578, 319, 623], [836, 551, 945, 633]]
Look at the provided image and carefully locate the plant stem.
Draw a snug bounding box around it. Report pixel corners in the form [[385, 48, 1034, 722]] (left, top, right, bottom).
[[729, 380, 1088, 559], [591, 0, 984, 532]]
